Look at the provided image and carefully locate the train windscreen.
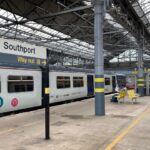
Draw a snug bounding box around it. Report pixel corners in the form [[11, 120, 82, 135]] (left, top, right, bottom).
[[126, 75, 136, 89], [116, 75, 126, 89]]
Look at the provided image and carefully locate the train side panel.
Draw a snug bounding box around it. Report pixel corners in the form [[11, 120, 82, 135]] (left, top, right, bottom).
[[0, 68, 42, 113], [49, 71, 87, 103]]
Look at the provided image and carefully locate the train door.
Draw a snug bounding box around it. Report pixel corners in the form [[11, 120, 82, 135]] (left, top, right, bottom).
[[112, 76, 116, 92], [87, 75, 94, 96]]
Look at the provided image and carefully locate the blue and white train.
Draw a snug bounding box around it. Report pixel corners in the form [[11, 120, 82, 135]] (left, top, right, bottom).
[[0, 66, 126, 114]]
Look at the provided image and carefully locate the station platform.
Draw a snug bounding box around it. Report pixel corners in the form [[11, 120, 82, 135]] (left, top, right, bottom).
[[0, 95, 150, 150]]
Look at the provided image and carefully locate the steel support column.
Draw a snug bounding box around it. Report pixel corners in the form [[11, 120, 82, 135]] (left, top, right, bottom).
[[137, 45, 144, 96], [93, 0, 105, 116]]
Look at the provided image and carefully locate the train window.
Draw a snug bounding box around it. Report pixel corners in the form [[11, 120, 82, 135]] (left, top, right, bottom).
[[73, 77, 84, 87], [116, 75, 126, 88], [57, 76, 70, 89], [8, 76, 34, 93], [105, 78, 110, 85], [8, 76, 21, 80]]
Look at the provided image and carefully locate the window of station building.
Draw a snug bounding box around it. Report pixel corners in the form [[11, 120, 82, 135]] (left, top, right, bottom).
[[73, 77, 84, 87], [105, 78, 110, 85], [8, 76, 34, 93], [57, 76, 70, 89]]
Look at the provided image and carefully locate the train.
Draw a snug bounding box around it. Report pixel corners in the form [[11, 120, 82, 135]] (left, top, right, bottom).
[[0, 66, 126, 114]]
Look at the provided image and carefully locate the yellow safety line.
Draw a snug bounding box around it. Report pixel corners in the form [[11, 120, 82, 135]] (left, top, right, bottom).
[[95, 88, 105, 93], [23, 121, 40, 127], [95, 78, 104, 83], [0, 128, 16, 135], [104, 107, 150, 150], [0, 121, 41, 136]]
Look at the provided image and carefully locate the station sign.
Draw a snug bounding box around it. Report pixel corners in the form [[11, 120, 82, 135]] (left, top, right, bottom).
[[0, 37, 47, 67]]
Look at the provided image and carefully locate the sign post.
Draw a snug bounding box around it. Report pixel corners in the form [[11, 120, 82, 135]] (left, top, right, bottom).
[[0, 37, 50, 139], [42, 49, 50, 140]]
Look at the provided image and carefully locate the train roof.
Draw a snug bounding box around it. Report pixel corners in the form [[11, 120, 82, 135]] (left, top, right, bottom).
[[49, 65, 94, 73], [48, 66, 118, 76], [0, 64, 126, 76]]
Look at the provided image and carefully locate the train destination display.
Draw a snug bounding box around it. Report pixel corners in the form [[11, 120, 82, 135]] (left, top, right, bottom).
[[0, 37, 47, 67]]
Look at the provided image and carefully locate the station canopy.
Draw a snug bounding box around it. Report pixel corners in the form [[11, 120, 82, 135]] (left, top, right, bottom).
[[0, 0, 149, 64]]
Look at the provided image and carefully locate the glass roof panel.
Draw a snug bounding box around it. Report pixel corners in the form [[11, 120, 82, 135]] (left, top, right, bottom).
[[139, 0, 150, 21], [0, 2, 140, 61], [133, 0, 150, 33]]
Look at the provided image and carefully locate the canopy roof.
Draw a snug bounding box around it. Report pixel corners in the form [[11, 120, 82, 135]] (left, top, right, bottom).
[[0, 0, 149, 64]]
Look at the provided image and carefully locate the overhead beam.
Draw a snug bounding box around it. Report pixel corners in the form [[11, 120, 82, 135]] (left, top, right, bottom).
[[0, 5, 93, 28]]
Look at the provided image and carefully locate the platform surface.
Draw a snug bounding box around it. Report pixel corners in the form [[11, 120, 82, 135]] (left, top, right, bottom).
[[0, 95, 150, 150]]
